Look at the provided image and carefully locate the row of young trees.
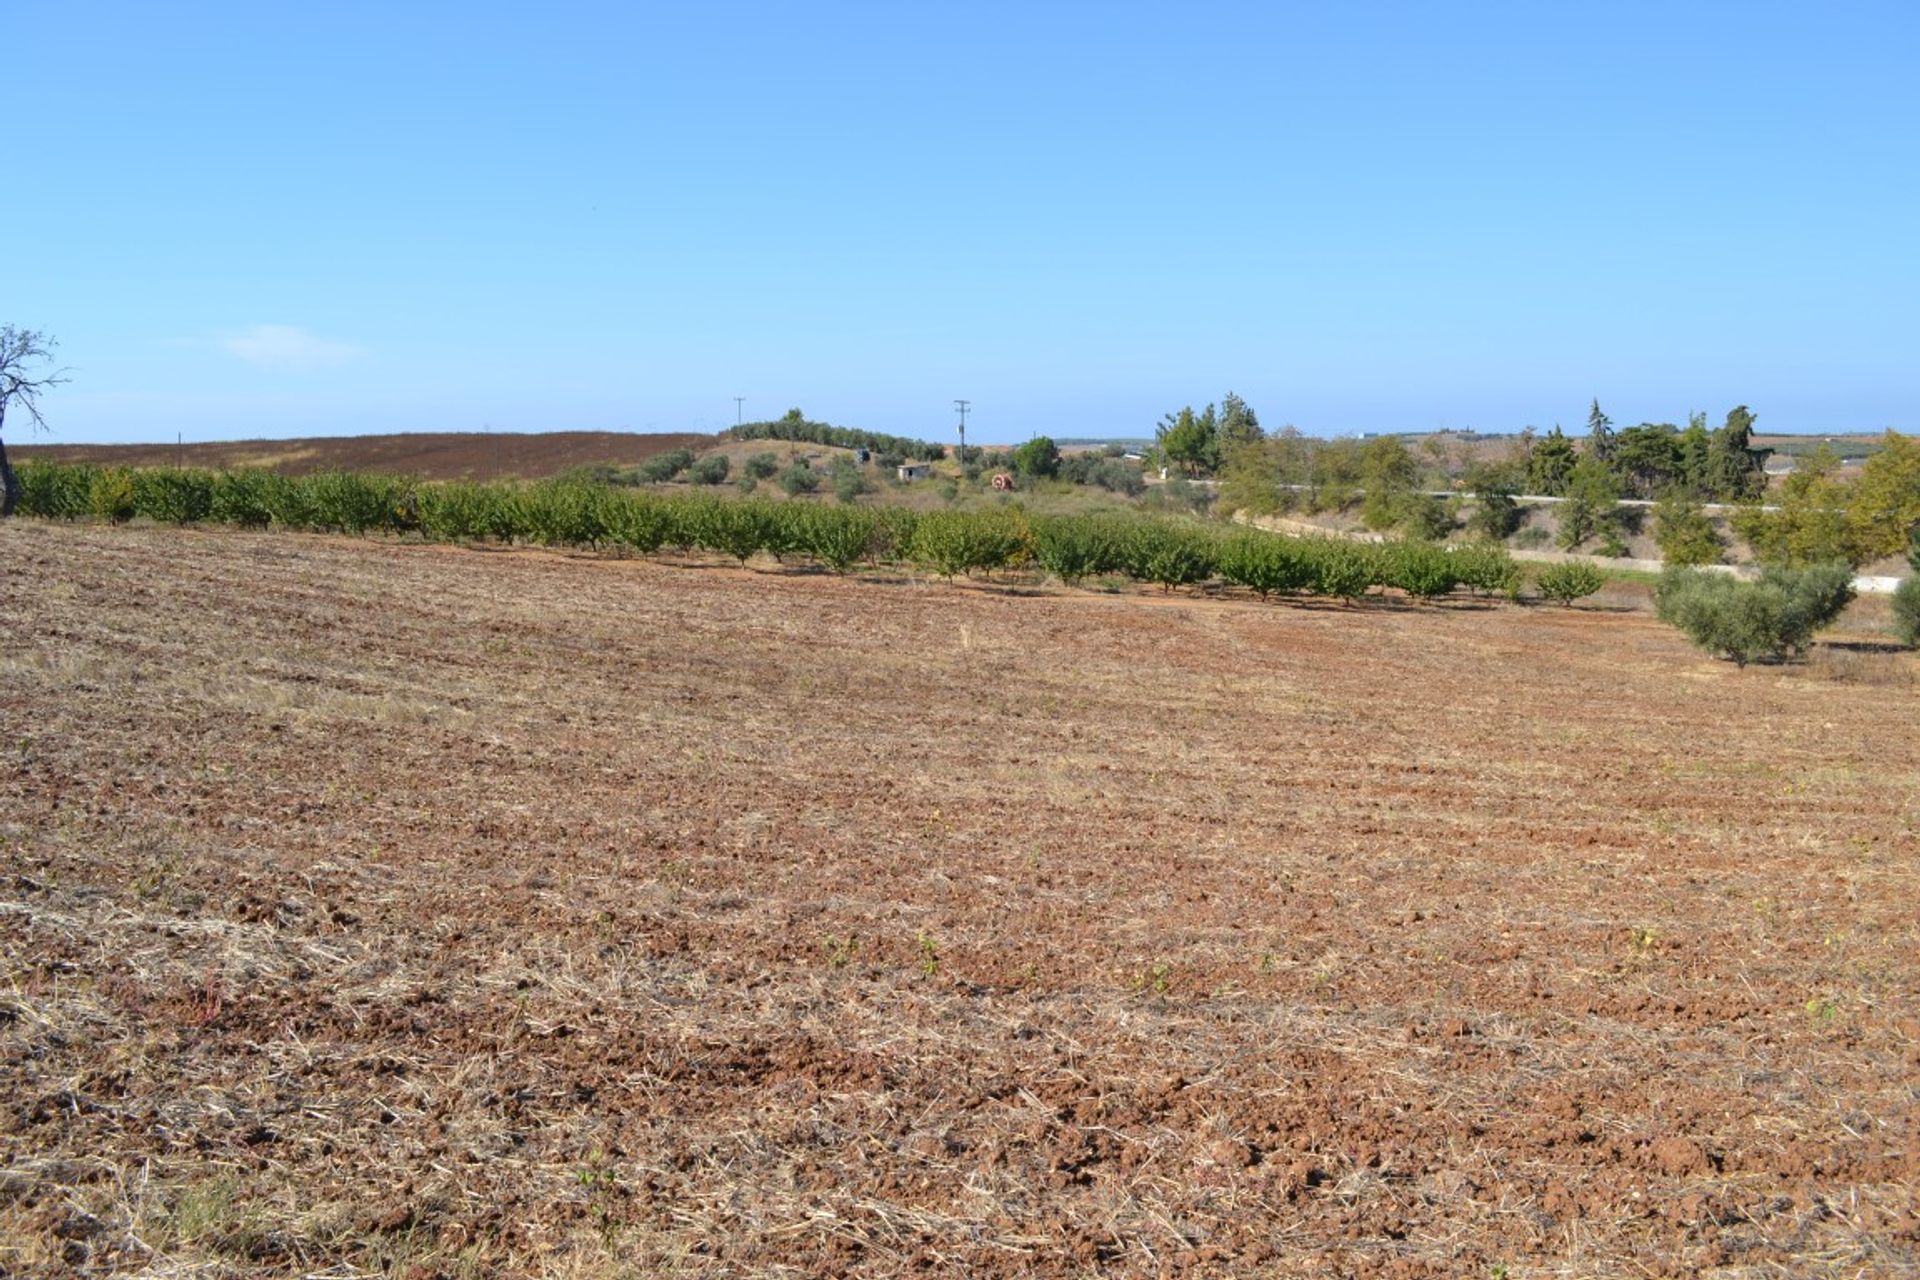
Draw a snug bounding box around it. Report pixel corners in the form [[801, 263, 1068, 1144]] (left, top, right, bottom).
[[22, 456, 1907, 661], [723, 408, 947, 462], [13, 459, 1569, 604]]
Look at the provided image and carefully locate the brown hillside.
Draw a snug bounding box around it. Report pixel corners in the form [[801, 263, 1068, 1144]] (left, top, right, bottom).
[[12, 430, 713, 481]]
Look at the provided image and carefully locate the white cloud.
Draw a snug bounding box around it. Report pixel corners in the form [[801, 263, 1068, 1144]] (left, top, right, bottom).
[[221, 324, 361, 372]]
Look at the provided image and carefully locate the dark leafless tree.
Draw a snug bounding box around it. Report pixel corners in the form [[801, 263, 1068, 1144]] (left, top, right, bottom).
[[0, 326, 69, 517]]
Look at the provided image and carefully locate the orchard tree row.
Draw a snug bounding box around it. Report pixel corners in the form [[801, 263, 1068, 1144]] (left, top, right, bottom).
[[20, 457, 1903, 660], [723, 408, 947, 463], [13, 459, 1567, 606]]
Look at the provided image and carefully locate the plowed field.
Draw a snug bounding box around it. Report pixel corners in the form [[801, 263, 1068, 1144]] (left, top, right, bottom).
[[13, 430, 711, 481], [3, 522, 1916, 1278]]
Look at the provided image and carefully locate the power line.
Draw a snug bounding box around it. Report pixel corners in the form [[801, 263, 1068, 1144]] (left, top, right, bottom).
[[954, 399, 970, 450], [734, 397, 745, 426]]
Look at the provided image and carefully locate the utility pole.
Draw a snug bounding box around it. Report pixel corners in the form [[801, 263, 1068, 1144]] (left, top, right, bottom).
[[734, 397, 744, 426], [954, 399, 970, 452]]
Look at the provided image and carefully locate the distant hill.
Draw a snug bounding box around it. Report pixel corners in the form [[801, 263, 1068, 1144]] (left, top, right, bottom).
[[12, 430, 714, 482]]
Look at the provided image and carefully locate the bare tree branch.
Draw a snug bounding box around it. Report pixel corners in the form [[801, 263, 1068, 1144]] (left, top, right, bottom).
[[1, 324, 70, 516], [0, 325, 71, 435]]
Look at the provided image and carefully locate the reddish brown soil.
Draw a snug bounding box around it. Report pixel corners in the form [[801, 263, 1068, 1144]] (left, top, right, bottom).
[[12, 430, 712, 481], [2, 521, 1917, 1278]]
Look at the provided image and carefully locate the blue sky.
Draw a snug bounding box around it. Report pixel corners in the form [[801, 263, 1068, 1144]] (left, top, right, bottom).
[[10, 2, 1918, 445]]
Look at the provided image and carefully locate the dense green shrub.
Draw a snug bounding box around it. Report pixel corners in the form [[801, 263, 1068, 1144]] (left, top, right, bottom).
[[687, 454, 731, 485], [130, 467, 214, 524], [561, 463, 624, 487], [209, 469, 276, 528], [419, 481, 517, 542], [1463, 462, 1523, 540], [1380, 540, 1460, 599], [1653, 489, 1723, 566], [1469, 492, 1521, 541], [833, 471, 865, 504], [303, 471, 404, 535], [1305, 539, 1377, 601], [1363, 491, 1453, 542], [744, 451, 780, 480], [520, 482, 613, 546], [1012, 436, 1061, 479], [1031, 515, 1126, 585], [694, 498, 808, 564], [967, 509, 1030, 577], [662, 495, 724, 554], [1893, 576, 1919, 647], [1360, 489, 1399, 533], [1124, 522, 1217, 591], [1655, 563, 1855, 665], [1450, 543, 1523, 599], [800, 504, 878, 573], [1557, 458, 1620, 550], [1762, 562, 1856, 635], [906, 511, 973, 578], [909, 510, 1026, 578], [1894, 534, 1920, 646], [759, 500, 805, 562], [604, 491, 669, 554], [700, 499, 772, 562], [88, 468, 138, 523], [1535, 562, 1605, 605], [870, 507, 919, 564], [254, 472, 318, 530], [434, 483, 499, 542], [636, 448, 695, 483], [778, 462, 819, 497], [1216, 531, 1310, 597], [15, 461, 96, 519]]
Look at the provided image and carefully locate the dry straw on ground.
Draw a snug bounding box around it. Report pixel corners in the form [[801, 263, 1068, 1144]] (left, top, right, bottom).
[[2, 521, 1916, 1278]]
